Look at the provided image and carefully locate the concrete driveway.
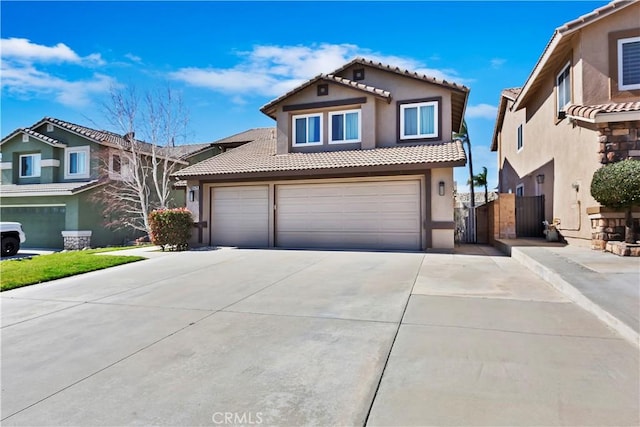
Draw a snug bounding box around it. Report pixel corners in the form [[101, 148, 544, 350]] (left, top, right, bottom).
[[1, 247, 638, 426]]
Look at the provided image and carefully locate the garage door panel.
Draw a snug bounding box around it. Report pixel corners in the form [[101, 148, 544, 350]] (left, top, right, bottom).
[[211, 186, 269, 247], [276, 180, 421, 250]]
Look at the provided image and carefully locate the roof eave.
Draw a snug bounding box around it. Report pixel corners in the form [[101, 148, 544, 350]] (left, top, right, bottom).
[[513, 1, 635, 111], [568, 110, 640, 124], [174, 159, 467, 181]]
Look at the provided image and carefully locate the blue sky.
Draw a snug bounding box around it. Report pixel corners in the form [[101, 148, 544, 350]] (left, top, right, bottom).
[[1, 1, 607, 191]]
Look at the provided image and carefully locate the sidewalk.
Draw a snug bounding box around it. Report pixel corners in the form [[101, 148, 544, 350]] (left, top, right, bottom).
[[497, 239, 640, 348]]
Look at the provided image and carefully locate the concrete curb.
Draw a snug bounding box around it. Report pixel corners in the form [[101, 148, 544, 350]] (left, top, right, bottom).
[[511, 247, 640, 349]]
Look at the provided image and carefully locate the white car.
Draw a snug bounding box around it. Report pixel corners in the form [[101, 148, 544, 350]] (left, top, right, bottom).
[[1, 222, 26, 257]]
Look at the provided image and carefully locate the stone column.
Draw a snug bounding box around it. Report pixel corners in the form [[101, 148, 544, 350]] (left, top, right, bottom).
[[61, 230, 92, 250]]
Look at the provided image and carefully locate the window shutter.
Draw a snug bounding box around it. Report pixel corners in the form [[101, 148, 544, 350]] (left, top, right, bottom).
[[622, 40, 640, 87]]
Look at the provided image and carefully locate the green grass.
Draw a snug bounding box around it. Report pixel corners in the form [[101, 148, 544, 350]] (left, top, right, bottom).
[[1, 248, 146, 291]]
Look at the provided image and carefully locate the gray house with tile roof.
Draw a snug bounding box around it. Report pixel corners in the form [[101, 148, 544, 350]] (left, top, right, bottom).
[[491, 0, 640, 246], [174, 58, 469, 251], [0, 117, 221, 249]]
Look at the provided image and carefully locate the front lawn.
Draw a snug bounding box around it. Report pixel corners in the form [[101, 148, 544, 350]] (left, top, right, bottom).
[[1, 249, 146, 291]]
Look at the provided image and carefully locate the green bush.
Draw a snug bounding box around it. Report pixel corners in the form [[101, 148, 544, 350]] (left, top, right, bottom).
[[590, 159, 640, 208], [149, 208, 194, 251]]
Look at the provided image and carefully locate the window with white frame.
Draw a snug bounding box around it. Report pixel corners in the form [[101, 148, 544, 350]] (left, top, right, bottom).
[[65, 146, 90, 179], [292, 113, 322, 146], [517, 124, 523, 151], [556, 62, 571, 114], [19, 153, 41, 178], [329, 109, 361, 143], [516, 184, 524, 197], [400, 100, 438, 140], [618, 36, 640, 90]]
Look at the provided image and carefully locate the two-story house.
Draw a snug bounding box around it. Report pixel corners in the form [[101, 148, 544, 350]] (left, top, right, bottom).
[[491, 0, 640, 246], [0, 117, 221, 249], [174, 58, 469, 251]]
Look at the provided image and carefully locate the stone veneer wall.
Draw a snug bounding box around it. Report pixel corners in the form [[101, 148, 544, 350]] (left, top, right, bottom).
[[587, 207, 640, 250], [597, 121, 640, 164], [61, 231, 92, 250]]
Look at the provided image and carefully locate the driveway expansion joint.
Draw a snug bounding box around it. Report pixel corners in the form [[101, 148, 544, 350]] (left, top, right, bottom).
[[399, 321, 627, 341]]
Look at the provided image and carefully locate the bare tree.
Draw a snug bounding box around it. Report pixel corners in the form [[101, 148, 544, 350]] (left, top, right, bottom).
[[94, 84, 189, 236]]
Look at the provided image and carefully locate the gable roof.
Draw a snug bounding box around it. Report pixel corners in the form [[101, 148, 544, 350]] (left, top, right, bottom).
[[173, 127, 466, 179], [163, 143, 217, 160], [31, 117, 155, 151], [0, 128, 66, 148], [512, 0, 634, 110], [260, 57, 469, 133], [490, 88, 522, 151], [260, 73, 392, 118]]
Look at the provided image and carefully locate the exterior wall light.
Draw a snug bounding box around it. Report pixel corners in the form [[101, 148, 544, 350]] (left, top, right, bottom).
[[189, 186, 198, 202], [438, 181, 445, 196], [536, 174, 545, 184]]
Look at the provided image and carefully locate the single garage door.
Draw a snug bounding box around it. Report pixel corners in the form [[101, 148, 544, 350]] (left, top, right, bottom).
[[276, 180, 422, 250], [0, 206, 66, 249], [211, 185, 269, 247]]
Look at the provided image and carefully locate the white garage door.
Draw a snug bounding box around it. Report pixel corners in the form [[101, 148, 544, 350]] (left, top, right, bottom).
[[211, 185, 269, 247], [276, 180, 422, 250]]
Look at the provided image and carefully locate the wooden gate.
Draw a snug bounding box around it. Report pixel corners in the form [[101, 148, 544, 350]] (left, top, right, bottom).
[[516, 195, 545, 237]]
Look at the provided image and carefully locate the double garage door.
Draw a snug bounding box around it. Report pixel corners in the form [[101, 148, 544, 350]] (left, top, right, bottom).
[[211, 180, 422, 250]]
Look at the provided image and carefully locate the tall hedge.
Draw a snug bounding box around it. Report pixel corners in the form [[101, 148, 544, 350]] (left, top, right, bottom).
[[591, 160, 640, 208], [149, 208, 194, 251]]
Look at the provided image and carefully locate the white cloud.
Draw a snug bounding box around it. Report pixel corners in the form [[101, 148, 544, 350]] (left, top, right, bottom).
[[170, 43, 467, 97], [125, 53, 142, 63], [490, 58, 506, 69], [0, 38, 111, 106], [465, 103, 498, 119], [1, 38, 104, 65]]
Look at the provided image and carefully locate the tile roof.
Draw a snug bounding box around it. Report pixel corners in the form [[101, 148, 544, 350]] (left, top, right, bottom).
[[558, 0, 633, 34], [513, 0, 635, 110], [332, 57, 469, 93], [325, 74, 391, 99], [163, 143, 216, 159], [565, 102, 640, 122], [261, 74, 392, 116], [174, 128, 466, 178], [501, 88, 522, 101], [0, 128, 66, 147], [38, 117, 154, 151], [261, 57, 468, 116], [211, 128, 276, 145], [0, 180, 102, 196]]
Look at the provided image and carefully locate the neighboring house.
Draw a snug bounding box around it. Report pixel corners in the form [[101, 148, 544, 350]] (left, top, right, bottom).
[[0, 117, 220, 249], [174, 58, 469, 251], [491, 0, 640, 245]]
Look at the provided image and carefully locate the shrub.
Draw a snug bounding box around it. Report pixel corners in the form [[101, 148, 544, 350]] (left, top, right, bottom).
[[591, 159, 640, 209], [148, 208, 194, 251], [591, 159, 640, 243]]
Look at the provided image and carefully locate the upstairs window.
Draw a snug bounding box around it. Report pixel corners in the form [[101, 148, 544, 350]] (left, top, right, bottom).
[[400, 100, 438, 140], [292, 113, 322, 146], [556, 62, 571, 115], [19, 153, 41, 178], [618, 36, 640, 90], [329, 109, 361, 144], [516, 184, 524, 197], [517, 124, 523, 151], [65, 146, 90, 179]]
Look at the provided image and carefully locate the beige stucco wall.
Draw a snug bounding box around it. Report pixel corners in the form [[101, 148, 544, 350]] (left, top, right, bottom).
[[430, 167, 454, 222], [579, 1, 640, 104], [273, 67, 455, 154]]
